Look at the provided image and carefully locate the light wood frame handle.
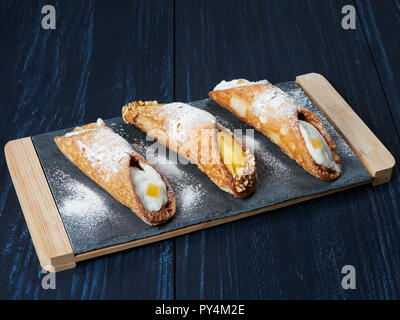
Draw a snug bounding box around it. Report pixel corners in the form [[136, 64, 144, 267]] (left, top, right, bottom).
[[4, 138, 75, 272]]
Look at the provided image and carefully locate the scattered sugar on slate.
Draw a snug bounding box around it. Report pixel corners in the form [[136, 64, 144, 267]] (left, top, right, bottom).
[[52, 169, 110, 229]]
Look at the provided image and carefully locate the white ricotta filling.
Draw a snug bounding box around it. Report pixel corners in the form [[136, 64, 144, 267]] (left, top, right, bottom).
[[130, 163, 168, 211], [299, 120, 340, 172]]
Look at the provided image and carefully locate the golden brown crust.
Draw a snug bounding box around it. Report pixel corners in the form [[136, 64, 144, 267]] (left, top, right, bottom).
[[54, 120, 176, 226], [209, 83, 341, 181], [122, 101, 257, 198]]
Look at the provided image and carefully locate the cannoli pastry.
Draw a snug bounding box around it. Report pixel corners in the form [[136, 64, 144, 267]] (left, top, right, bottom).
[[122, 101, 257, 198], [209, 79, 341, 181], [54, 118, 176, 226]]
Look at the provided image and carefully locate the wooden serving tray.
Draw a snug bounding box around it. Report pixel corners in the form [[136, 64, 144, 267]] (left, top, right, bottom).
[[4, 73, 395, 272]]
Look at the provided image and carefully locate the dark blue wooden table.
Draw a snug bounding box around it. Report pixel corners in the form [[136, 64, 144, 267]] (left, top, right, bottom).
[[0, 0, 399, 299]]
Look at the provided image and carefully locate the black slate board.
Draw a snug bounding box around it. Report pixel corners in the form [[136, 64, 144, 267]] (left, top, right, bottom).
[[32, 82, 372, 254]]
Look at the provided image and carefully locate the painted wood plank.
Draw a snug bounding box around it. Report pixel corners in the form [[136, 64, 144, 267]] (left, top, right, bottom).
[[0, 0, 174, 299], [174, 0, 400, 299], [356, 0, 400, 136]]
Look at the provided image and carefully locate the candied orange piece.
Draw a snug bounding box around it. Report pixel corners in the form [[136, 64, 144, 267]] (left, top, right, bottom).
[[310, 137, 323, 149], [146, 183, 160, 198]]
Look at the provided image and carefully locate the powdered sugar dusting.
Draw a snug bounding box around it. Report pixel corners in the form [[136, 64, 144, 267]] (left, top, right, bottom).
[[141, 145, 207, 215], [154, 156, 206, 216], [160, 102, 216, 143], [70, 121, 133, 174], [215, 115, 231, 128], [177, 183, 204, 211], [250, 85, 298, 125], [147, 148, 184, 178], [245, 133, 288, 175], [213, 79, 270, 91], [52, 170, 110, 228], [65, 128, 96, 137]]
